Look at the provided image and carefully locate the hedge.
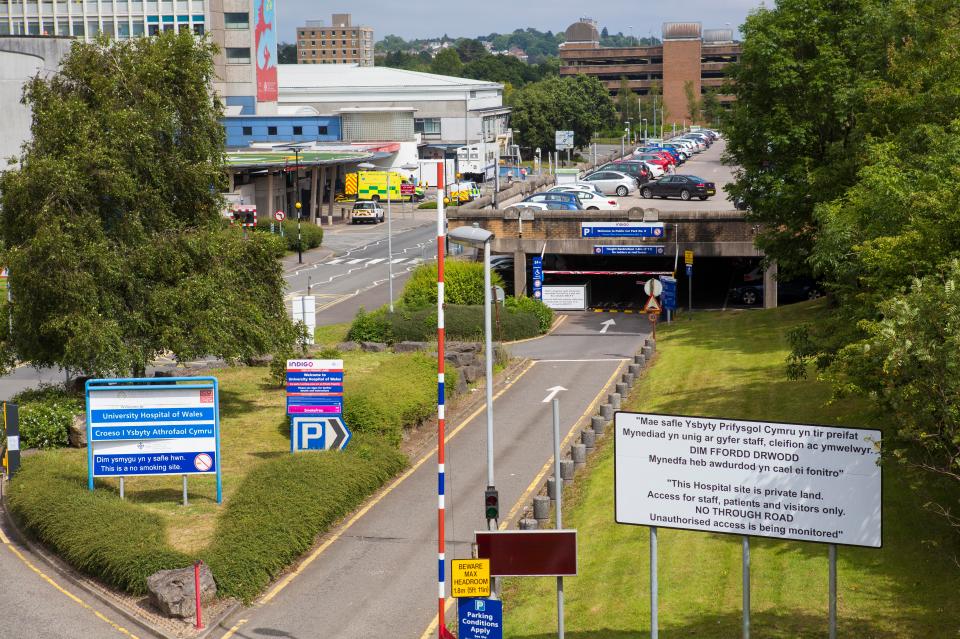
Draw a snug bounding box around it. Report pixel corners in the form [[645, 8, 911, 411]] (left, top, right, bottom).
[[400, 261, 504, 308], [348, 304, 544, 344], [253, 220, 323, 252], [10, 386, 84, 450], [202, 435, 406, 602]]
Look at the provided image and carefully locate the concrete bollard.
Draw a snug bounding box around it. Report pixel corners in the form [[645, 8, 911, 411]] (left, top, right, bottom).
[[609, 393, 621, 410], [591, 415, 606, 436], [623, 372, 635, 387], [533, 495, 551, 522], [646, 338, 656, 352], [642, 345, 654, 359], [633, 353, 645, 365], [547, 476, 558, 500], [616, 382, 628, 397], [600, 403, 614, 420], [571, 443, 587, 468], [519, 518, 539, 530], [629, 364, 642, 377], [582, 428, 596, 450], [560, 459, 575, 482]]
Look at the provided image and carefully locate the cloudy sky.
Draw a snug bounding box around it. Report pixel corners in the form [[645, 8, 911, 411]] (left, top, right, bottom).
[[275, 0, 767, 44]]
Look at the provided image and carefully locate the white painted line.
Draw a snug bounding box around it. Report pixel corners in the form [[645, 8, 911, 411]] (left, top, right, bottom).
[[366, 258, 386, 265], [346, 258, 366, 265], [327, 258, 346, 265], [391, 258, 407, 264]]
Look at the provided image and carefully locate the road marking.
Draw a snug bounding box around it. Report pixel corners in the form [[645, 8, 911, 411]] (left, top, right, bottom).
[[0, 526, 140, 638], [537, 358, 631, 363], [366, 258, 386, 265], [600, 319, 616, 333], [219, 618, 248, 639], [327, 258, 346, 265], [346, 258, 365, 265], [542, 386, 567, 403], [257, 360, 537, 606]]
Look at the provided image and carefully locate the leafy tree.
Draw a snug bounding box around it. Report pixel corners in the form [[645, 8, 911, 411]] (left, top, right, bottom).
[[617, 77, 638, 123], [277, 42, 296, 64], [430, 47, 463, 76], [511, 75, 615, 152], [455, 38, 488, 63], [701, 89, 723, 127], [0, 33, 294, 376], [684, 80, 701, 123]]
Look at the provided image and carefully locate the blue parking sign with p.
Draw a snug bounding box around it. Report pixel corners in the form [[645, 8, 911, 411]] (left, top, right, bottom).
[[291, 416, 325, 451], [458, 597, 502, 639]]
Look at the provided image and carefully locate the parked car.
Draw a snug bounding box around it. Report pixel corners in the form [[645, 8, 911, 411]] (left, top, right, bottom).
[[677, 136, 707, 152], [640, 175, 716, 201], [728, 279, 823, 306], [641, 146, 683, 164], [546, 183, 604, 196], [633, 153, 672, 171], [580, 170, 639, 196], [595, 161, 651, 184], [551, 187, 620, 210], [512, 191, 584, 210], [351, 201, 384, 224], [638, 160, 666, 177]]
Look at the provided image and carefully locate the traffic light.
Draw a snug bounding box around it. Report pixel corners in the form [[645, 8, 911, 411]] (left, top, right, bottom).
[[484, 486, 499, 521]]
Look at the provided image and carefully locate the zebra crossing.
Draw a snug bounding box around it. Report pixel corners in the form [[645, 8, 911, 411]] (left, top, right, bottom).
[[324, 256, 425, 267]]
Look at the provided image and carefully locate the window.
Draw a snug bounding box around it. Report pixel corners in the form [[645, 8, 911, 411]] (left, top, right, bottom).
[[414, 118, 441, 135], [293, 126, 303, 135], [267, 126, 277, 135], [132, 20, 144, 35], [318, 126, 328, 135], [192, 23, 203, 35], [242, 126, 252, 136], [148, 24, 159, 35], [224, 12, 248, 29], [226, 47, 250, 64]]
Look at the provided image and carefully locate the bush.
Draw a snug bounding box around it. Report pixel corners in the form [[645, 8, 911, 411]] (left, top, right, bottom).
[[342, 353, 457, 444], [253, 220, 323, 252], [400, 261, 504, 308], [366, 304, 542, 343], [7, 451, 191, 594], [505, 296, 554, 333], [202, 435, 406, 602], [418, 200, 438, 209], [346, 306, 393, 343], [10, 386, 84, 449]]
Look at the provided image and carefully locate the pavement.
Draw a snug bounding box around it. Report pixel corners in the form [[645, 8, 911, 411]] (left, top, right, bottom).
[[210, 310, 650, 639]]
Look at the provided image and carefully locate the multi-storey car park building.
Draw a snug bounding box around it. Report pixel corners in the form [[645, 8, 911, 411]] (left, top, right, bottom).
[[296, 13, 373, 66], [559, 18, 740, 124]]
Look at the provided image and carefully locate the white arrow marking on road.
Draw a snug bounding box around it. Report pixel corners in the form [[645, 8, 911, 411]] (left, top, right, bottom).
[[600, 319, 616, 334], [542, 386, 568, 403]]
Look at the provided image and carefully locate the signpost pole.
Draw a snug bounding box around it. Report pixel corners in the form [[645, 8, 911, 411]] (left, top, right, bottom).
[[551, 398, 564, 639], [829, 544, 837, 639], [183, 475, 188, 507], [435, 161, 449, 638], [688, 269, 693, 312], [742, 536, 750, 639], [3, 403, 19, 480], [387, 172, 394, 313], [119, 477, 125, 500], [650, 526, 658, 639]]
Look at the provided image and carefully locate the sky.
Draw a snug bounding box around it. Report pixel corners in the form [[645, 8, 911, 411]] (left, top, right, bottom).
[[275, 0, 767, 44]]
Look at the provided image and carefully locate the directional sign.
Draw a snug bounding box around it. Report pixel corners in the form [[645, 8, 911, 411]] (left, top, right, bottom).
[[593, 245, 665, 256], [287, 359, 350, 451], [274, 210, 286, 221], [458, 598, 502, 639], [644, 295, 662, 313], [644, 279, 663, 297], [451, 559, 491, 598], [532, 256, 543, 300], [555, 130, 574, 151], [599, 319, 616, 334], [291, 415, 351, 452], [686, 264, 693, 277], [581, 222, 665, 238], [660, 276, 677, 310], [542, 386, 567, 403], [684, 250, 694, 265]]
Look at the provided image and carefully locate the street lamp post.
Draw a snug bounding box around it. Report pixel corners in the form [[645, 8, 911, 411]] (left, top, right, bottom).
[[448, 225, 497, 529], [642, 118, 648, 142], [278, 144, 309, 264]]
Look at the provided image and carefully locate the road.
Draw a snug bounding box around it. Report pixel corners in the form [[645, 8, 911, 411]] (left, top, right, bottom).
[[213, 311, 650, 639]]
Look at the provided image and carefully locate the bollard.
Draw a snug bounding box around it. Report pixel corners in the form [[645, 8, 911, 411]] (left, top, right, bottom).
[[624, 372, 635, 387], [533, 495, 551, 522], [582, 428, 596, 450], [194, 560, 204, 630], [616, 382, 628, 397], [642, 345, 654, 359], [633, 353, 646, 365], [591, 415, 606, 436], [547, 476, 558, 501], [600, 403, 614, 420], [610, 393, 621, 410], [560, 459, 575, 482], [629, 363, 642, 376], [646, 338, 657, 352], [519, 518, 539, 530], [571, 443, 587, 468]]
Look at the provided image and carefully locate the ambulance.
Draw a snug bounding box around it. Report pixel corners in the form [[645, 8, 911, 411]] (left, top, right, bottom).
[[344, 171, 424, 202]]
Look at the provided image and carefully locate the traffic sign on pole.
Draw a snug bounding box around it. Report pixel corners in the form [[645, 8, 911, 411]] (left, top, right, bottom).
[[644, 295, 662, 313], [274, 210, 286, 221], [458, 598, 502, 639], [451, 559, 491, 598], [644, 279, 663, 298], [684, 250, 694, 266]]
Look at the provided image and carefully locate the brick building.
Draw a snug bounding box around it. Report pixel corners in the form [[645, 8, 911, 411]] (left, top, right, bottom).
[[559, 19, 740, 124], [296, 13, 373, 66]]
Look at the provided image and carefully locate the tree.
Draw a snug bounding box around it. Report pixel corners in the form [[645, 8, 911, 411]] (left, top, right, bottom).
[[617, 77, 638, 123], [684, 80, 701, 123], [430, 47, 463, 76], [455, 38, 488, 63], [277, 42, 297, 64], [701, 89, 722, 127], [511, 75, 615, 152], [0, 33, 294, 376]]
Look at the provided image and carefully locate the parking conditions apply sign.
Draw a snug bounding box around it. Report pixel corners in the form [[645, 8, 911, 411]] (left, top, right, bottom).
[[614, 412, 882, 547]]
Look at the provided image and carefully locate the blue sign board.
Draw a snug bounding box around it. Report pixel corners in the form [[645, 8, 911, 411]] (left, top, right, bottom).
[[686, 264, 693, 277], [458, 598, 503, 639], [287, 359, 350, 450], [580, 222, 665, 238], [290, 415, 351, 451], [660, 275, 677, 310], [593, 245, 665, 256], [532, 256, 543, 300], [86, 377, 222, 503]]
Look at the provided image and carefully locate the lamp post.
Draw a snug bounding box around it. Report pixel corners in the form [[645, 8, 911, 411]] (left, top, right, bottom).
[[448, 225, 497, 529], [279, 144, 310, 264], [642, 118, 648, 143]]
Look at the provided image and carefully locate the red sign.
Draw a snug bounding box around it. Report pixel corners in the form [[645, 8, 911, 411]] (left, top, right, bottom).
[[254, 0, 278, 102], [475, 530, 577, 577], [400, 183, 415, 196], [274, 210, 286, 221]]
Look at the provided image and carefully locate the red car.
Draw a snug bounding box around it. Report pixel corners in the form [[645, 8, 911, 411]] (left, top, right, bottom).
[[633, 152, 673, 169]]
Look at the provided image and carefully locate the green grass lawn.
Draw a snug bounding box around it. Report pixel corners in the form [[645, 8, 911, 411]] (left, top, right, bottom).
[[501, 301, 960, 638]]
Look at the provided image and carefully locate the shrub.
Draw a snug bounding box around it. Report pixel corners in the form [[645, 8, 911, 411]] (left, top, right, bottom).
[[505, 296, 554, 333], [371, 305, 542, 343], [346, 306, 393, 343], [7, 451, 191, 594], [11, 386, 84, 449], [253, 220, 323, 252], [202, 435, 407, 602], [400, 261, 504, 308]]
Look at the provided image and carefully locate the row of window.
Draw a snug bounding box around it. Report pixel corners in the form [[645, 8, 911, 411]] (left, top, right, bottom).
[[299, 59, 373, 65], [414, 118, 440, 135], [299, 39, 358, 46], [299, 28, 369, 37], [1, 0, 206, 14], [300, 50, 361, 56], [238, 125, 330, 136], [0, 16, 202, 35]]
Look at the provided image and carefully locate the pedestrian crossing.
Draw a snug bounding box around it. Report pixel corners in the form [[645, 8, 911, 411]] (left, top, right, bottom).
[[325, 256, 425, 267]]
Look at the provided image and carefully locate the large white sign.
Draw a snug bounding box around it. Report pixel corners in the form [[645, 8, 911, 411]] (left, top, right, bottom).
[[541, 285, 587, 311], [615, 412, 882, 548], [291, 295, 316, 345]]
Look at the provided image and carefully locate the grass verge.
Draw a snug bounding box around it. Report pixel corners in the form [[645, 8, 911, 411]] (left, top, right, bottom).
[[501, 300, 960, 638]]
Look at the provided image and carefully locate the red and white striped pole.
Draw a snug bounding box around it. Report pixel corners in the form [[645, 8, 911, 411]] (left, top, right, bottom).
[[435, 162, 451, 638]]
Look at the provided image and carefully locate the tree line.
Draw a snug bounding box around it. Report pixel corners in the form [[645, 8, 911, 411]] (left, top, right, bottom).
[[725, 0, 960, 535]]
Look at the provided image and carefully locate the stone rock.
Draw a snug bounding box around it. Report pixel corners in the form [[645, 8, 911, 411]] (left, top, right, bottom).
[[152, 371, 174, 378], [462, 364, 483, 384], [360, 342, 388, 352], [444, 351, 475, 367], [337, 341, 359, 352], [146, 564, 216, 619], [246, 354, 274, 367], [68, 414, 86, 448], [447, 342, 481, 354], [66, 376, 93, 395], [455, 370, 468, 395], [395, 341, 430, 353]]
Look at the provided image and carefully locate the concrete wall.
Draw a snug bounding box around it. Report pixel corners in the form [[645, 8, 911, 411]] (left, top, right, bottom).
[[0, 36, 73, 165]]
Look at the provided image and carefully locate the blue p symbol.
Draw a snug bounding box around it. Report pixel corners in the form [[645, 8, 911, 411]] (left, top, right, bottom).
[[474, 600, 485, 611], [302, 422, 324, 450]]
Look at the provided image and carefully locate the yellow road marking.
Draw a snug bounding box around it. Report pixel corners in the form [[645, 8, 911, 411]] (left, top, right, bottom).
[[0, 526, 140, 638], [419, 358, 628, 639], [220, 618, 248, 639], [258, 359, 538, 605]]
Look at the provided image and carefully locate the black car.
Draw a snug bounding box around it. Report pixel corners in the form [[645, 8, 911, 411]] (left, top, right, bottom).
[[728, 279, 823, 306], [594, 161, 651, 185], [640, 175, 716, 201]]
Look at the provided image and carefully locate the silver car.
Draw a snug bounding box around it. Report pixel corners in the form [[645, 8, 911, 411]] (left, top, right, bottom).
[[581, 170, 638, 196]]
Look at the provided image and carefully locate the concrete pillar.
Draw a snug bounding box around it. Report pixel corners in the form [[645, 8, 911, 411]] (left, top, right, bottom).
[[326, 165, 336, 226], [309, 167, 319, 223], [764, 260, 778, 309], [266, 171, 274, 217], [513, 251, 527, 297]]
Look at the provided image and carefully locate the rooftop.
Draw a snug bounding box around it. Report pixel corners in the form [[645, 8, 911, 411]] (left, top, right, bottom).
[[278, 65, 501, 92]]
